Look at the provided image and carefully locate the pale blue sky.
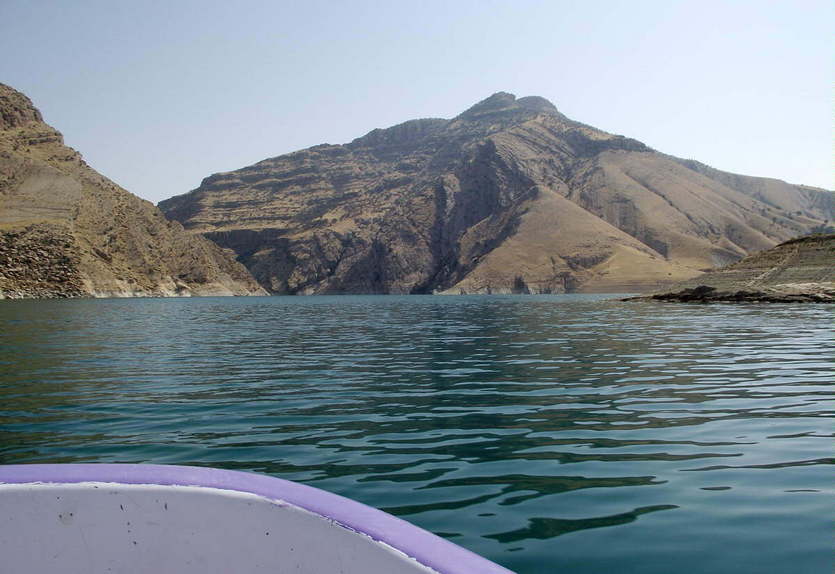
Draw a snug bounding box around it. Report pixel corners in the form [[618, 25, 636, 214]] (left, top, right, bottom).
[[1, 0, 831, 203]]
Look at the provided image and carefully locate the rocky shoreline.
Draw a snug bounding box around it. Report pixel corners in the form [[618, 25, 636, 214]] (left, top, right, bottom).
[[626, 284, 834, 304]]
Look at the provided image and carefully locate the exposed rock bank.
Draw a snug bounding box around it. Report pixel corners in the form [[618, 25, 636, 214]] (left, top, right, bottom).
[[645, 284, 833, 303], [0, 224, 85, 298], [627, 234, 834, 303]]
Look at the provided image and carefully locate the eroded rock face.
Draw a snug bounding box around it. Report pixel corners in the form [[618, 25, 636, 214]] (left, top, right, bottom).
[[0, 84, 265, 299], [159, 93, 834, 294]]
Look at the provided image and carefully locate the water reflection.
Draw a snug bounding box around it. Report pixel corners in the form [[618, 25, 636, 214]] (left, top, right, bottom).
[[488, 504, 679, 542]]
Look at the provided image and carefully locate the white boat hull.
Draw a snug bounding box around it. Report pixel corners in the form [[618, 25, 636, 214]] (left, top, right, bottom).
[[0, 464, 513, 574]]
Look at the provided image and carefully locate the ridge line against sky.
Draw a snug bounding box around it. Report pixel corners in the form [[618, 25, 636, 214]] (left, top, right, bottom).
[[1, 0, 831, 204]]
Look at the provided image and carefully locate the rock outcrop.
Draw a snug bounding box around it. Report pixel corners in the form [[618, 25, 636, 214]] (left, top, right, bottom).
[[0, 84, 265, 299], [160, 92, 834, 294], [635, 233, 834, 302]]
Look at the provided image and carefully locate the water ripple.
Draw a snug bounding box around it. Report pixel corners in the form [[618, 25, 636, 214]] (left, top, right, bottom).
[[0, 295, 831, 574]]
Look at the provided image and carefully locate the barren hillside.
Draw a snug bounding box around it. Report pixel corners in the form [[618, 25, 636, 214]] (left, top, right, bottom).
[[159, 92, 834, 294], [0, 84, 265, 298]]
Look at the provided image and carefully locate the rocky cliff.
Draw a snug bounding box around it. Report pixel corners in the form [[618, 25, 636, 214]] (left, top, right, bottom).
[[159, 92, 834, 294], [0, 84, 265, 298]]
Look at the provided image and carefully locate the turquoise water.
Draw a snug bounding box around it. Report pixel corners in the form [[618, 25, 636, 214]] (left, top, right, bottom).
[[0, 295, 831, 573]]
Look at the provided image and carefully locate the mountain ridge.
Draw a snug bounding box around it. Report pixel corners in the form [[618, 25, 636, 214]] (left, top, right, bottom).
[[156, 92, 833, 295]]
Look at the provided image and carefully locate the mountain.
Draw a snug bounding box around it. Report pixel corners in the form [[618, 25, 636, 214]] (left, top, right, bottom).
[[0, 84, 265, 299], [642, 233, 834, 302], [159, 92, 833, 295]]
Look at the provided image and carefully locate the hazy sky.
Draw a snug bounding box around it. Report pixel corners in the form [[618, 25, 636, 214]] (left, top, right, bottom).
[[1, 0, 831, 204]]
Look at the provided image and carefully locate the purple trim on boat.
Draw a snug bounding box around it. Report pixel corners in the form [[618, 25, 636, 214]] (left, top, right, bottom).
[[0, 464, 514, 574]]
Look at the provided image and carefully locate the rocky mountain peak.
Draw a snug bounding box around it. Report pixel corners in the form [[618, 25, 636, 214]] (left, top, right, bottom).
[[516, 95, 559, 114], [457, 92, 563, 121], [0, 83, 44, 129]]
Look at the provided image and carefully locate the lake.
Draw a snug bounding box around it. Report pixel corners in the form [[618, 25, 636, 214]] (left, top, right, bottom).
[[0, 295, 831, 573]]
